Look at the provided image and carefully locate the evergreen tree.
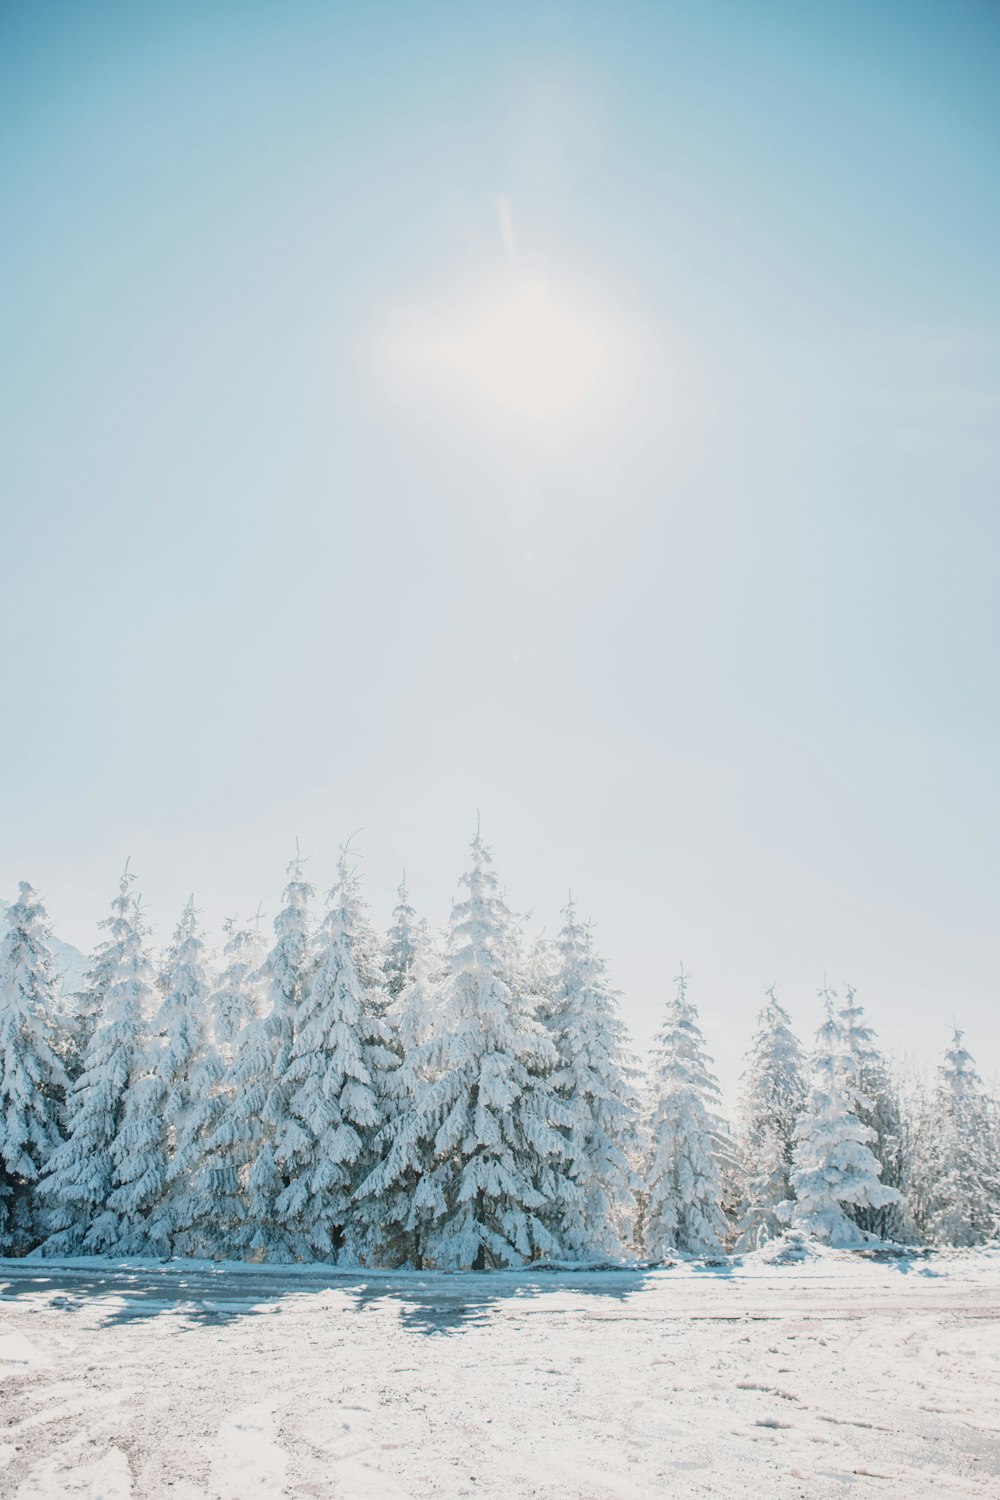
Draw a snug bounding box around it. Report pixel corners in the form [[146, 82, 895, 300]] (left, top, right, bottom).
[[544, 902, 640, 1259], [106, 898, 214, 1255], [396, 832, 567, 1270], [208, 852, 313, 1259], [784, 998, 900, 1246], [734, 987, 806, 1250], [212, 914, 266, 1059], [0, 884, 68, 1252], [40, 866, 153, 1255], [644, 968, 728, 1258], [355, 940, 442, 1266], [273, 852, 393, 1261], [924, 1028, 999, 1246], [384, 876, 420, 1001], [837, 986, 907, 1238], [175, 913, 266, 1255]]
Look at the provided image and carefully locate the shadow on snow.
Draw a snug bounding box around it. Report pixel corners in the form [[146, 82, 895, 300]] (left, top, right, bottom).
[[0, 1257, 660, 1336]]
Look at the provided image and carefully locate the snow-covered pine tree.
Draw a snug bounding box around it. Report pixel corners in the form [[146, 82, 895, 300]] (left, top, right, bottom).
[[384, 876, 420, 1001], [392, 831, 567, 1270], [0, 883, 68, 1253], [355, 938, 442, 1266], [106, 897, 215, 1255], [174, 913, 266, 1255], [837, 986, 907, 1239], [40, 866, 154, 1255], [543, 902, 640, 1260], [212, 914, 266, 1059], [784, 997, 900, 1247], [273, 851, 394, 1262], [734, 987, 806, 1250], [644, 967, 728, 1259], [208, 852, 313, 1259], [923, 1027, 999, 1246]]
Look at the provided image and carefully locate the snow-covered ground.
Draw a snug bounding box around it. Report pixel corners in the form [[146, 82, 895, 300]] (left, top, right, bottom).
[[1, 1247, 997, 1499]]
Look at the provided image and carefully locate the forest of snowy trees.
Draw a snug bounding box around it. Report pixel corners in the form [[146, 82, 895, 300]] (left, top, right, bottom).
[[1, 835, 998, 1265]]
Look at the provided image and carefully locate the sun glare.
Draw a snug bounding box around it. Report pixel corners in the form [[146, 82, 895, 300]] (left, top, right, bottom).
[[429, 279, 606, 423]]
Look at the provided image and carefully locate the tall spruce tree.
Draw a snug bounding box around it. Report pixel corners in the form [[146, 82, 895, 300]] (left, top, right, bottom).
[[924, 1028, 999, 1246], [837, 986, 907, 1238], [107, 898, 214, 1255], [734, 987, 806, 1250], [644, 968, 728, 1258], [0, 884, 68, 1252], [355, 940, 442, 1266], [208, 853, 313, 1259], [395, 832, 567, 1269], [784, 998, 900, 1246], [40, 866, 154, 1255], [543, 902, 639, 1259], [273, 852, 393, 1261]]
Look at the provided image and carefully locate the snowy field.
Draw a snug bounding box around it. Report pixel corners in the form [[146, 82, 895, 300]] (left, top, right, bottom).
[[1, 1248, 998, 1499]]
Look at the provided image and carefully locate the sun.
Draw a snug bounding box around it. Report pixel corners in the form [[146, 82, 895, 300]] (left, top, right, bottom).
[[429, 278, 606, 423]]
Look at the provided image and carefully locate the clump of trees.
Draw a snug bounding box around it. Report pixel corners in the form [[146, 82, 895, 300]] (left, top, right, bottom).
[[1, 838, 997, 1264]]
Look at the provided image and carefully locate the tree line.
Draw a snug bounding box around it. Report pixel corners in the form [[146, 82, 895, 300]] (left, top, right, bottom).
[[1, 833, 997, 1264]]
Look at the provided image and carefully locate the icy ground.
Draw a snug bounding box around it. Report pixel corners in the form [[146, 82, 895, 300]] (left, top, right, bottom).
[[1, 1248, 997, 1499]]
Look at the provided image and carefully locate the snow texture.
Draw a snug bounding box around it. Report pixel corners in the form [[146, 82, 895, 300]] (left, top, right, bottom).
[[0, 1248, 997, 1498]]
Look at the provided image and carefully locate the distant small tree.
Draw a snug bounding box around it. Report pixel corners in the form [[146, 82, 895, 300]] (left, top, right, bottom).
[[784, 998, 900, 1246], [0, 884, 68, 1252], [384, 876, 420, 1001], [734, 986, 807, 1250], [644, 968, 728, 1258], [923, 1028, 999, 1247]]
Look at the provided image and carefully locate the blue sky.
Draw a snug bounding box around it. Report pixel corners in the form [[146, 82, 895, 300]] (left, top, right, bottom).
[[2, 0, 998, 1093]]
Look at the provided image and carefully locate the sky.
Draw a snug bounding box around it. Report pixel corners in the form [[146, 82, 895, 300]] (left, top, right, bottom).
[[1, 0, 998, 1098]]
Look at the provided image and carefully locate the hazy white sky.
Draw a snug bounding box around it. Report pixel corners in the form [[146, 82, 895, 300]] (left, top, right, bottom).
[[2, 0, 998, 1096]]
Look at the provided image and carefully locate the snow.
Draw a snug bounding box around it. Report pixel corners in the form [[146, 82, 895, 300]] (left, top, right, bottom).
[[1, 1249, 997, 1498]]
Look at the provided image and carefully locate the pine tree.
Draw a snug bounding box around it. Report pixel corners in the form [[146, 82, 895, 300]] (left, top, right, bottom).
[[384, 876, 420, 1001], [0, 884, 68, 1252], [924, 1028, 999, 1247], [837, 986, 907, 1238], [784, 998, 900, 1246], [212, 914, 266, 1059], [174, 913, 265, 1255], [107, 898, 214, 1255], [40, 866, 154, 1255], [208, 853, 313, 1259], [644, 968, 728, 1258], [734, 987, 806, 1250], [355, 939, 442, 1266], [396, 832, 567, 1270], [273, 852, 393, 1261], [543, 902, 640, 1259]]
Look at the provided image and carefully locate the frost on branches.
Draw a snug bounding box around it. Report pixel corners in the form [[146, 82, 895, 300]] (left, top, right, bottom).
[[39, 866, 153, 1255], [208, 853, 314, 1260], [644, 968, 728, 1259], [922, 1029, 1000, 1247], [274, 852, 394, 1262], [784, 998, 901, 1248], [543, 902, 640, 1259], [0, 884, 67, 1252], [734, 987, 806, 1251], [402, 834, 567, 1270]]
